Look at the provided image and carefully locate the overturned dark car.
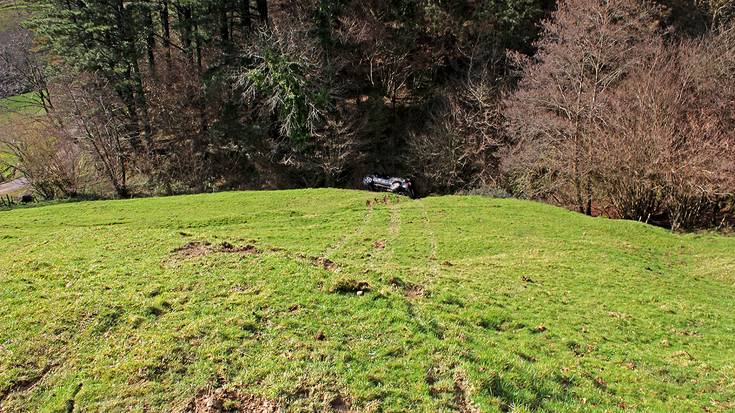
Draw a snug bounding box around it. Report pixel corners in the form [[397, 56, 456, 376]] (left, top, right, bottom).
[[362, 174, 416, 199]]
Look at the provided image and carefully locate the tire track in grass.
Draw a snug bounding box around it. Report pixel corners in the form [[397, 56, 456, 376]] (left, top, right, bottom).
[[399, 201, 479, 411], [413, 201, 483, 411], [376, 196, 401, 274], [332, 195, 400, 276], [388, 196, 401, 237], [420, 199, 440, 282], [306, 196, 393, 278], [321, 200, 375, 260]]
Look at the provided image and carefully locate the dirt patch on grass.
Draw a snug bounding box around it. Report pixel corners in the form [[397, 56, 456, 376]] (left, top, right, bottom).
[[453, 370, 481, 413], [388, 277, 426, 298], [329, 395, 356, 412], [218, 242, 259, 254], [172, 241, 212, 257], [329, 278, 370, 294], [425, 363, 479, 412], [171, 241, 260, 258], [163, 241, 261, 268], [313, 256, 337, 271], [0, 363, 56, 404], [366, 195, 396, 209], [182, 387, 279, 413], [294, 253, 338, 271]]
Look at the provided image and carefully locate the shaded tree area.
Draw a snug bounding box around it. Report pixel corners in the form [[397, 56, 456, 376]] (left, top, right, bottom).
[[6, 0, 555, 196], [2, 0, 733, 229], [502, 0, 735, 230]]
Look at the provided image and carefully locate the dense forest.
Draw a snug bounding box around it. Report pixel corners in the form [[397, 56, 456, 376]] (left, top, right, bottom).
[[1, 0, 733, 229]]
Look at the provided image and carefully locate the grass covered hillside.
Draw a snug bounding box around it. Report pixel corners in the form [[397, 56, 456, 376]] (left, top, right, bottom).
[[1, 190, 734, 412], [1, 93, 42, 183]]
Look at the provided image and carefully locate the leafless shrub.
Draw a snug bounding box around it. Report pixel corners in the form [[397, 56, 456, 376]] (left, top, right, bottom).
[[138, 51, 212, 194], [298, 107, 369, 187], [502, 0, 661, 214], [408, 69, 502, 192], [49, 75, 136, 198], [0, 115, 89, 199], [597, 24, 734, 230], [699, 0, 735, 27], [504, 0, 734, 230], [0, 27, 53, 111]]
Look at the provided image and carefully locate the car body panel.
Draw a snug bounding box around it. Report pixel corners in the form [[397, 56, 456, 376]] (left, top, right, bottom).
[[363, 175, 415, 198]]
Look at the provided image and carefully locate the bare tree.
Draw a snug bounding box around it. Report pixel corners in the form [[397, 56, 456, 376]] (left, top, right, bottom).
[[51, 75, 135, 198], [596, 33, 735, 229], [0, 28, 52, 112], [504, 1, 735, 230], [503, 0, 660, 214], [0, 116, 87, 198], [408, 68, 502, 192]]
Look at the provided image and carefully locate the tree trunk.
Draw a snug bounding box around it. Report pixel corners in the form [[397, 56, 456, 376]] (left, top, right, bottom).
[[119, 89, 142, 150], [193, 21, 203, 72], [585, 175, 593, 216], [220, 7, 230, 45], [177, 4, 194, 59], [240, 0, 251, 32], [220, 5, 233, 58], [192, 22, 208, 135], [256, 0, 268, 24], [131, 58, 152, 148], [161, 0, 172, 67], [144, 10, 156, 74]]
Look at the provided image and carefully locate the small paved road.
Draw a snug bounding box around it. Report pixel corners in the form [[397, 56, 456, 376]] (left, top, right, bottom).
[[0, 177, 28, 196]]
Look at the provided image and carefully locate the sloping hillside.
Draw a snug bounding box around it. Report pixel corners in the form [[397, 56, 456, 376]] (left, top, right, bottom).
[[1, 190, 733, 412]]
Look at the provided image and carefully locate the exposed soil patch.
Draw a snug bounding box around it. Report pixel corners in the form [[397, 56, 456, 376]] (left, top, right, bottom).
[[314, 256, 337, 271], [172, 241, 212, 258], [404, 284, 426, 298], [329, 395, 356, 412], [373, 240, 386, 249], [218, 242, 259, 254], [182, 387, 279, 413], [171, 241, 260, 258], [296, 253, 338, 271], [0, 363, 56, 404], [532, 324, 547, 334], [453, 370, 481, 413], [425, 363, 479, 412], [329, 278, 370, 294], [388, 277, 425, 298], [366, 195, 396, 209]]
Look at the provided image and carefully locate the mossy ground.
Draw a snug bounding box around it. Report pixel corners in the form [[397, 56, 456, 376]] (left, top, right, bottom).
[[1, 189, 733, 412]]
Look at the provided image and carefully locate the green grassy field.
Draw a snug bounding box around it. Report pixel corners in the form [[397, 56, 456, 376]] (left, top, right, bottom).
[[1, 92, 42, 182], [0, 0, 29, 32], [1, 189, 734, 412], [0, 92, 41, 119]]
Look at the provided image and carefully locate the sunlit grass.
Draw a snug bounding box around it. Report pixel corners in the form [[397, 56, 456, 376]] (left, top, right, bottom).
[[1, 189, 733, 412]]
